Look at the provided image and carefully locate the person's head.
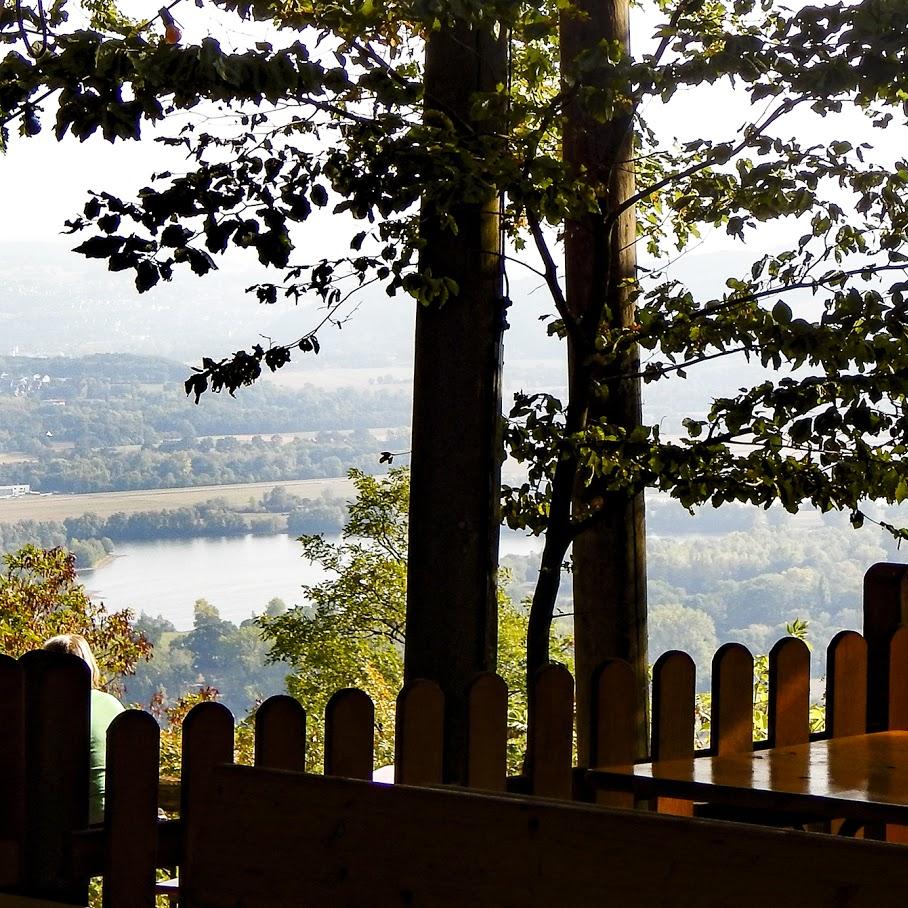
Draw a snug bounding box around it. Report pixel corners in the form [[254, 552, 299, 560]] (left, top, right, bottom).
[[42, 633, 101, 688]]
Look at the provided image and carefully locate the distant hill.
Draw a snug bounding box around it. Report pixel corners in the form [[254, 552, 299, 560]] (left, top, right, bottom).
[[1, 240, 782, 431], [0, 241, 413, 367], [0, 353, 186, 384]]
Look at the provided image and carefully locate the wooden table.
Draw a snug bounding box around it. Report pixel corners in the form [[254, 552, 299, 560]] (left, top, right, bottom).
[[588, 730, 908, 828]]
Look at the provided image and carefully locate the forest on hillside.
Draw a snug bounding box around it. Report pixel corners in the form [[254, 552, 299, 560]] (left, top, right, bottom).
[[0, 430, 409, 493], [0, 354, 410, 495], [124, 599, 290, 719], [0, 354, 410, 454], [504, 499, 905, 687]]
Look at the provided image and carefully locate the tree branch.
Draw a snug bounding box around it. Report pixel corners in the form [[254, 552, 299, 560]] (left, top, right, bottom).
[[602, 96, 805, 244], [527, 209, 571, 323]]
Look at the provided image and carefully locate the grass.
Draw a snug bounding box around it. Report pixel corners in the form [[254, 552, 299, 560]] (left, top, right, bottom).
[[0, 476, 356, 524]]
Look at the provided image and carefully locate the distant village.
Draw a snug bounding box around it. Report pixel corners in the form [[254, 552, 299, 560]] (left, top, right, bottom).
[[0, 371, 51, 396]]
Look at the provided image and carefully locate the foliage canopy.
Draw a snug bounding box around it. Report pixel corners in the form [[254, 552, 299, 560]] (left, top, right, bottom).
[[259, 468, 571, 770], [8, 0, 908, 655], [0, 544, 150, 687], [6, 0, 908, 513]]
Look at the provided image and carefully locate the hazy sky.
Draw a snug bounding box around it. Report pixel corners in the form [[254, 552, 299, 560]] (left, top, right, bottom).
[[3, 131, 172, 243], [1, 4, 741, 246], [1, 0, 289, 243]]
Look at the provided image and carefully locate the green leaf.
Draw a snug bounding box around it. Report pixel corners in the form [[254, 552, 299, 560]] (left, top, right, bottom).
[[789, 417, 812, 444], [896, 479, 908, 504], [310, 184, 329, 207], [772, 301, 792, 324], [73, 236, 125, 259]]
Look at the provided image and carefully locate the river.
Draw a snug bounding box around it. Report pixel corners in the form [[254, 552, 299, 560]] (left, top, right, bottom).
[[84, 532, 544, 630]]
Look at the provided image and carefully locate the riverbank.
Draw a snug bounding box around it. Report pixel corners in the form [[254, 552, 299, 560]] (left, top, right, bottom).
[[76, 552, 116, 573]]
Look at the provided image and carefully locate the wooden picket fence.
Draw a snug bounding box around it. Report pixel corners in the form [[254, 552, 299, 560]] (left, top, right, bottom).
[[2, 561, 908, 905]]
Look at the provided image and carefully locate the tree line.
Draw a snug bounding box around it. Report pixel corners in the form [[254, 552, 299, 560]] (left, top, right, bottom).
[[0, 430, 408, 494], [0, 521, 114, 576], [504, 502, 904, 687], [0, 353, 185, 385], [0, 490, 349, 565]]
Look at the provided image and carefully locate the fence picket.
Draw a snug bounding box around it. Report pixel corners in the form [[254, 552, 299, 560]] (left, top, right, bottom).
[[21, 651, 90, 904], [325, 689, 374, 780], [103, 710, 160, 908], [768, 637, 810, 747], [181, 702, 235, 816], [863, 562, 908, 731], [528, 664, 574, 800], [0, 656, 23, 888], [824, 632, 869, 836], [590, 659, 637, 808], [827, 631, 867, 738], [711, 643, 754, 756], [651, 651, 695, 816], [886, 625, 908, 843], [180, 702, 234, 902], [395, 680, 444, 786], [889, 626, 908, 731], [255, 695, 306, 772], [466, 673, 507, 792], [652, 651, 696, 762]]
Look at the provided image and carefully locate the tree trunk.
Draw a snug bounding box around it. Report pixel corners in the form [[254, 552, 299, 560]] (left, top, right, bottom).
[[561, 0, 649, 763], [405, 20, 508, 783]]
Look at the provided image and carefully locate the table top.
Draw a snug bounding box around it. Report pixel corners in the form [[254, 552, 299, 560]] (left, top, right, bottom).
[[588, 730, 908, 825]]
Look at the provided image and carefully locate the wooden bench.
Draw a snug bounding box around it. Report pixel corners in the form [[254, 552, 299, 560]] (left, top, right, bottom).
[[179, 763, 908, 907]]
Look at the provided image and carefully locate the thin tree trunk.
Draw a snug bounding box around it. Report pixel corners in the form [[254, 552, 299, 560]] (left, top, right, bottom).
[[561, 0, 649, 763], [405, 20, 508, 783], [524, 353, 593, 774]]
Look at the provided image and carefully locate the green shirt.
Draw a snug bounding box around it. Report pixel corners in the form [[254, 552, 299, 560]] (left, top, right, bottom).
[[89, 689, 125, 825]]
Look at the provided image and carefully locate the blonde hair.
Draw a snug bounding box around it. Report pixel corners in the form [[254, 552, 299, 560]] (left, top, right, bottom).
[[43, 633, 101, 688]]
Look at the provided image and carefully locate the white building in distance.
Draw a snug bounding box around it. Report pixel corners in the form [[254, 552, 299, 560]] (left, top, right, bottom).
[[0, 485, 31, 499]]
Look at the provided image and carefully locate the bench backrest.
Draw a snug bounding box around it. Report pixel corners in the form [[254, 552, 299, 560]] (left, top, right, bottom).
[[182, 763, 908, 908]]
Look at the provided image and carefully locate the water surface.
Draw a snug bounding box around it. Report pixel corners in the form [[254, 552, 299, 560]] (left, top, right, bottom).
[[85, 532, 542, 630]]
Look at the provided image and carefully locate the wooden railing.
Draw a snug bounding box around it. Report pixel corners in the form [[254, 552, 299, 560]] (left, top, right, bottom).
[[2, 560, 908, 904]]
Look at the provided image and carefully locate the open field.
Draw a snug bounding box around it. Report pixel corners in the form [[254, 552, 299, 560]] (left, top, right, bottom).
[[0, 442, 76, 462], [0, 477, 357, 524], [196, 427, 405, 443]]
